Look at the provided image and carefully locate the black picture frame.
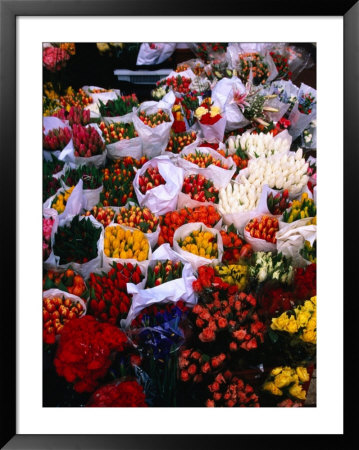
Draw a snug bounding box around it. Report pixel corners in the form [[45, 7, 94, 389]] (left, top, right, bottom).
[[1, 1, 357, 448]]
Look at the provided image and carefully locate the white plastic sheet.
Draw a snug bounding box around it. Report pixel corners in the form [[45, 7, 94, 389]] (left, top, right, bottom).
[[133, 156, 184, 216]]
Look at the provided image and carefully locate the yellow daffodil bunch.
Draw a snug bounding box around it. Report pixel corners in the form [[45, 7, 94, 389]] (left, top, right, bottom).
[[104, 226, 149, 261], [262, 366, 310, 400], [271, 296, 316, 345], [178, 229, 218, 259], [51, 186, 75, 214]]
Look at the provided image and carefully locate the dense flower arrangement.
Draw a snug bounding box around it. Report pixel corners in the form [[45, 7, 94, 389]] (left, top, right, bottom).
[[86, 380, 147, 407], [54, 316, 128, 392], [43, 42, 317, 409], [262, 366, 309, 400]]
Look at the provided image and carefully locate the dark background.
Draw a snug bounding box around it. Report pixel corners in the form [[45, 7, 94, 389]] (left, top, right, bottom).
[[43, 43, 316, 102]]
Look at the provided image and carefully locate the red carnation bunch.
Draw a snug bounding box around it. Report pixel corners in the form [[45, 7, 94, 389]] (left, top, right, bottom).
[[206, 371, 260, 407], [88, 263, 144, 324], [293, 263, 316, 301], [178, 348, 226, 383], [86, 380, 147, 407], [54, 316, 128, 393]]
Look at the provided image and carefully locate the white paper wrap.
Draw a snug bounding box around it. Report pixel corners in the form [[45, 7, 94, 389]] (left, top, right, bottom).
[[211, 76, 250, 131], [276, 219, 316, 267], [173, 222, 223, 270], [136, 43, 176, 65], [102, 111, 134, 125], [82, 85, 121, 105], [43, 179, 85, 223], [177, 145, 235, 189], [132, 101, 174, 158], [43, 214, 104, 279], [123, 244, 197, 329], [198, 114, 226, 143], [133, 156, 184, 216], [161, 68, 197, 83], [104, 115, 143, 160], [288, 83, 317, 140]]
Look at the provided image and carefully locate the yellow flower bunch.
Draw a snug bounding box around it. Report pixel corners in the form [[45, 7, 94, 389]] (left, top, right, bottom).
[[210, 105, 221, 118], [271, 296, 316, 345], [51, 186, 75, 213], [97, 42, 111, 53], [179, 229, 218, 259], [60, 43, 76, 56], [263, 366, 309, 400], [43, 82, 59, 100], [104, 226, 149, 261], [194, 106, 208, 120], [215, 264, 247, 290], [306, 216, 316, 225], [172, 104, 183, 121], [283, 192, 316, 223]]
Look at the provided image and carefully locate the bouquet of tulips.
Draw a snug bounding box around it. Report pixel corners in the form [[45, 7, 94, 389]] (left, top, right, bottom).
[[53, 106, 90, 126], [59, 88, 93, 109], [72, 124, 105, 158], [99, 94, 139, 118], [43, 127, 72, 151]]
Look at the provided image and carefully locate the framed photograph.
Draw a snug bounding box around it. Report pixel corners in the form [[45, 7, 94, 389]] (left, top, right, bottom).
[[1, 1, 356, 448]]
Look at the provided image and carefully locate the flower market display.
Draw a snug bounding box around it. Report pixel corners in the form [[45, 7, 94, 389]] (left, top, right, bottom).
[[43, 42, 317, 408]]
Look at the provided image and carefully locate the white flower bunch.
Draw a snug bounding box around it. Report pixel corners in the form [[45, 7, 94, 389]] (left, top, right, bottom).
[[218, 181, 258, 215], [227, 131, 290, 159], [238, 148, 308, 197], [303, 129, 313, 144], [249, 251, 294, 284], [190, 76, 210, 93], [151, 86, 167, 100]]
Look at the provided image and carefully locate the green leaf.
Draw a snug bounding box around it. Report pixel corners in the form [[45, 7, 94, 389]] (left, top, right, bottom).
[[43, 277, 54, 290], [268, 328, 279, 344]]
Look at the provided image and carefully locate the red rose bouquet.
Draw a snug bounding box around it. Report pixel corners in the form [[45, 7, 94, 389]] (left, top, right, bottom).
[[191, 293, 265, 352], [206, 371, 260, 407], [86, 379, 147, 407], [54, 315, 128, 392], [195, 100, 222, 126], [179, 348, 226, 384], [195, 99, 226, 142]]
